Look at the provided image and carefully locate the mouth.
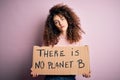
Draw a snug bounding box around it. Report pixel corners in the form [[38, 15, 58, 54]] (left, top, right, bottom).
[[60, 26, 64, 28]]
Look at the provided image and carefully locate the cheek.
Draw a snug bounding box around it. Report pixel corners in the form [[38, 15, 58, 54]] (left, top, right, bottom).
[[55, 24, 60, 28], [64, 21, 68, 27], [55, 25, 61, 30]]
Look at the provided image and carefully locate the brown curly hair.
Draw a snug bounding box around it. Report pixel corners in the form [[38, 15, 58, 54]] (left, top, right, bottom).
[[43, 4, 85, 46]]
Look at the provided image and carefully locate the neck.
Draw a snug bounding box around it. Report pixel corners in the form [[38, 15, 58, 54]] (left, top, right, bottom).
[[61, 31, 67, 38]]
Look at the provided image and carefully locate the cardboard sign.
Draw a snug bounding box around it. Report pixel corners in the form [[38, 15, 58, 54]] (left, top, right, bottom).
[[31, 45, 90, 75]]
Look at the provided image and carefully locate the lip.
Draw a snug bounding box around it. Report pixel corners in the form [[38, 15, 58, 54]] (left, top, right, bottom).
[[60, 26, 64, 28]]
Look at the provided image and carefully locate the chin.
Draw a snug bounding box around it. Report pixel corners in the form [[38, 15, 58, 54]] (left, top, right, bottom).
[[62, 28, 67, 31]]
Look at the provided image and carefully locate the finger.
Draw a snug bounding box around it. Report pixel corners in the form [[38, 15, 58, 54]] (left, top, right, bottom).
[[32, 74, 37, 77], [85, 74, 88, 78], [86, 74, 91, 78], [31, 68, 34, 71], [84, 73, 91, 78], [82, 73, 85, 77], [89, 70, 91, 73]]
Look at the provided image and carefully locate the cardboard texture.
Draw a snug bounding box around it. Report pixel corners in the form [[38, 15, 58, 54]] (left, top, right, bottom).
[[31, 45, 90, 75]]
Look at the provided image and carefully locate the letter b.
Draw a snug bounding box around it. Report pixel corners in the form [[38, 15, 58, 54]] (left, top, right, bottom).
[[77, 59, 85, 68]]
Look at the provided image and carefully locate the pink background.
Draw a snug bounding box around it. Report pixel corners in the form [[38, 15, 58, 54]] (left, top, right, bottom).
[[0, 0, 120, 80]]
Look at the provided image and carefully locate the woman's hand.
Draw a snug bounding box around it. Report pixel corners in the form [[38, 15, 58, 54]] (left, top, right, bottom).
[[82, 71, 91, 78], [31, 68, 39, 77]]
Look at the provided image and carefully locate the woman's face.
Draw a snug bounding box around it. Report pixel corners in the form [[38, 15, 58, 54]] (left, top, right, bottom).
[[53, 14, 68, 32]]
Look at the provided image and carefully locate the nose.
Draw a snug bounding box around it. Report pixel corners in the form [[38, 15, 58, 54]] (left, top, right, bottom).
[[59, 20, 63, 26]]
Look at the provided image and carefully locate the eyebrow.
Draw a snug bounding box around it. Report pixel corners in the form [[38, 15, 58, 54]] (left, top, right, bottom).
[[59, 15, 64, 18], [53, 15, 64, 22], [53, 19, 59, 22]]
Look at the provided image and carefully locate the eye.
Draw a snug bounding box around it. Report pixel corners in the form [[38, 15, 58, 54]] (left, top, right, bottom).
[[61, 17, 65, 20], [54, 21, 58, 24]]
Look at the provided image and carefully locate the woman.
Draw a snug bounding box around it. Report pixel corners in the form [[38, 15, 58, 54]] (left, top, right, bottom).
[[43, 3, 90, 80], [31, 3, 90, 80]]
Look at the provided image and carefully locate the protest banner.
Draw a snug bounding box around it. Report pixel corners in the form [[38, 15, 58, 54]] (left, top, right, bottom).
[[31, 45, 90, 75]]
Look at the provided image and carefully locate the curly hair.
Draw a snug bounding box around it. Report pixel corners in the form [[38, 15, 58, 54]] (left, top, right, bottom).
[[43, 4, 85, 46]]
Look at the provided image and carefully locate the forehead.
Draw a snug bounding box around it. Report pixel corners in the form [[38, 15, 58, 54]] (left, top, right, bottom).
[[53, 14, 64, 20]]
